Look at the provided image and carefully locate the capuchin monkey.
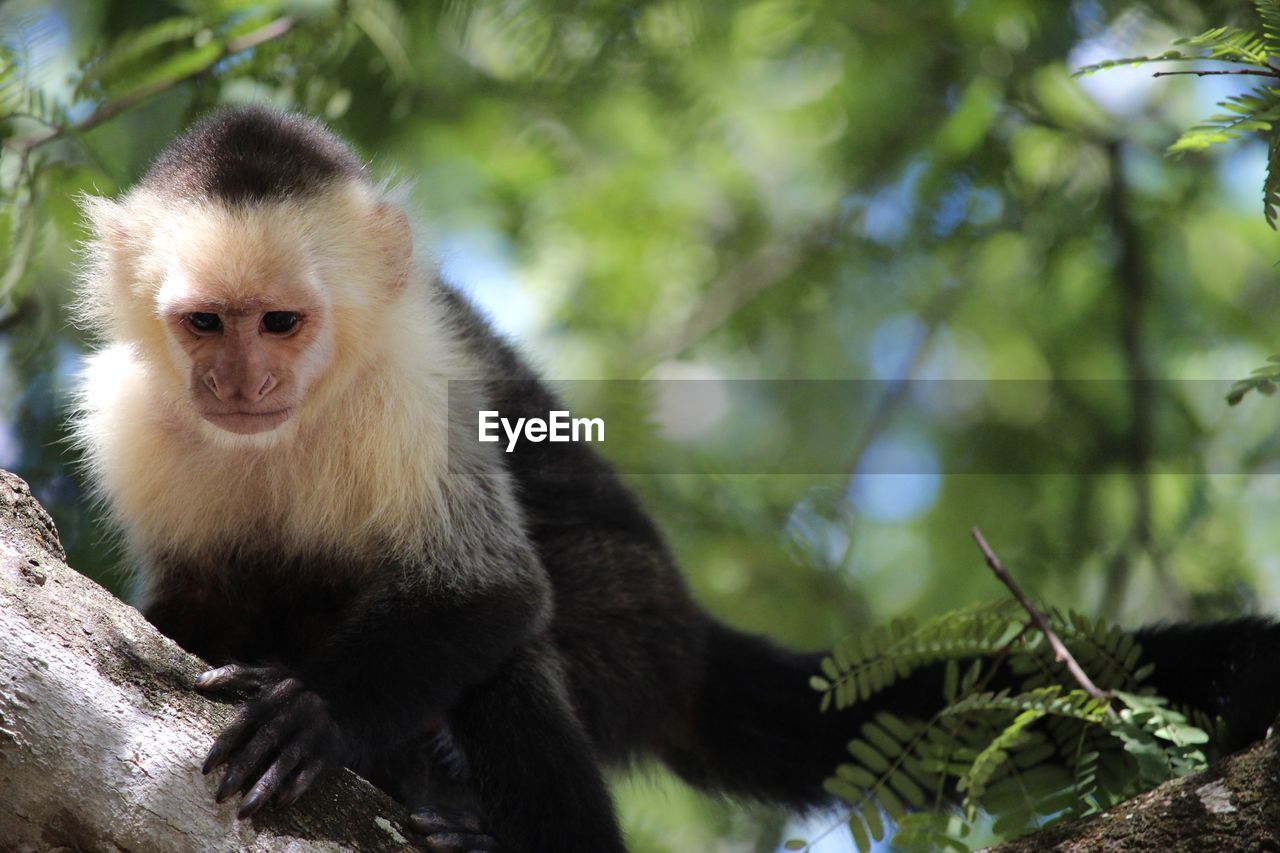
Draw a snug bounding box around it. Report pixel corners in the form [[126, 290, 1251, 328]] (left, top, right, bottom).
[[71, 107, 1280, 852]]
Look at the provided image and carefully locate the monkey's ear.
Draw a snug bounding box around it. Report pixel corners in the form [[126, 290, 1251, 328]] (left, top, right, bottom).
[[79, 196, 130, 246], [374, 202, 413, 291]]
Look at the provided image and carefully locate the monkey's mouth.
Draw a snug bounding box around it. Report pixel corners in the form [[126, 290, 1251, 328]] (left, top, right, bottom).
[[201, 408, 294, 435]]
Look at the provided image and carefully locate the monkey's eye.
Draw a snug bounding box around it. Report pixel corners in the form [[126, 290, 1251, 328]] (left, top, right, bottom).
[[186, 312, 223, 333], [261, 311, 300, 335]]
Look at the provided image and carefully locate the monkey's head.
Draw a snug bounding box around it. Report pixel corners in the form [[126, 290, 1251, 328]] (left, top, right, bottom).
[[78, 107, 412, 446]]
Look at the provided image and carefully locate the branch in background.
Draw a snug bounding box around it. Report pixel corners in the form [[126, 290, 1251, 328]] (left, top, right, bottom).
[[971, 526, 1111, 702], [643, 214, 841, 365], [5, 16, 296, 155], [841, 283, 967, 479], [1152, 68, 1280, 78], [1102, 141, 1181, 617]]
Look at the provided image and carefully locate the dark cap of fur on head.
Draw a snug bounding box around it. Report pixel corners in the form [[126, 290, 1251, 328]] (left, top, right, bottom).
[[139, 106, 367, 204]]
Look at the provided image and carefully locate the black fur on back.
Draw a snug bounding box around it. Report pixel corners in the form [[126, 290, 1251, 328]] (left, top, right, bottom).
[[139, 106, 366, 203]]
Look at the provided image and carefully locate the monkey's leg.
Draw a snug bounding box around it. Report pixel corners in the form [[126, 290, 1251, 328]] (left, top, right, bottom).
[[356, 724, 499, 852], [448, 639, 624, 853]]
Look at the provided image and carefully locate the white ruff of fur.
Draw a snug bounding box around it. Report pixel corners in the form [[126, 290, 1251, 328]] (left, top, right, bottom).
[[71, 181, 483, 586]]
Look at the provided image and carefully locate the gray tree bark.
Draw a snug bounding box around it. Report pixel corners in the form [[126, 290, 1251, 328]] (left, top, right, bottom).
[[991, 737, 1280, 851], [0, 470, 416, 852]]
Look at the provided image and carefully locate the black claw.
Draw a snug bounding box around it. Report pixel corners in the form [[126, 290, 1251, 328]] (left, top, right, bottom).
[[202, 745, 226, 775], [419, 832, 500, 853], [238, 789, 267, 819], [216, 766, 246, 803], [277, 758, 325, 807], [198, 672, 339, 816], [412, 809, 483, 835], [410, 808, 499, 853], [275, 787, 303, 809]]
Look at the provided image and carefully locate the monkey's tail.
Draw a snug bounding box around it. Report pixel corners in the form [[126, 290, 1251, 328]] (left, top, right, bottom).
[[658, 621, 852, 811]]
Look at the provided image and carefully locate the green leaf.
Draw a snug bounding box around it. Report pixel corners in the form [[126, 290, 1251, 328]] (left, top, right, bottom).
[[876, 783, 906, 819], [1256, 0, 1280, 52], [1267, 134, 1280, 228], [847, 738, 890, 773], [861, 722, 904, 758], [1073, 52, 1195, 76], [823, 777, 862, 803], [862, 799, 885, 842], [875, 711, 918, 742], [848, 812, 871, 853], [933, 76, 1001, 160], [76, 16, 206, 99], [1174, 26, 1270, 64], [836, 762, 878, 788], [888, 767, 927, 808]]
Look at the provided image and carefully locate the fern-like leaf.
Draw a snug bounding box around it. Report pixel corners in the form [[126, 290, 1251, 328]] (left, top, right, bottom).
[[1073, 51, 1195, 76], [817, 602, 1021, 711], [1228, 361, 1280, 404], [825, 711, 943, 853], [75, 16, 207, 100], [1258, 0, 1280, 53], [958, 708, 1045, 818], [1168, 85, 1280, 155], [1112, 691, 1210, 786], [1267, 134, 1280, 228], [941, 685, 1111, 725], [893, 813, 971, 852], [1174, 26, 1271, 65]]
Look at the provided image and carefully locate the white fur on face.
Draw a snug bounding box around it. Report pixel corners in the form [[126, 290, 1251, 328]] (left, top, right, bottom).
[[71, 180, 485, 579]]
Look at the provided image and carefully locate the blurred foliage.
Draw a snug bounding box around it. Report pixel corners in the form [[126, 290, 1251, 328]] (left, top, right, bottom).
[[1076, 2, 1280, 227], [6, 0, 1280, 849], [804, 601, 1210, 852]]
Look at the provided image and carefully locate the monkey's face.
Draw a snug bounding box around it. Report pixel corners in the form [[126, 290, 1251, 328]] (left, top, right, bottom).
[[150, 206, 340, 442], [82, 182, 412, 446], [162, 292, 329, 437]]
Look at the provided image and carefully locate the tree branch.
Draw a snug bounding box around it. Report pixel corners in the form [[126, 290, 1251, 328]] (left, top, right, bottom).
[[6, 16, 296, 155], [1101, 141, 1182, 618], [642, 214, 842, 365], [970, 526, 1110, 702], [0, 469, 414, 850], [993, 736, 1280, 850]]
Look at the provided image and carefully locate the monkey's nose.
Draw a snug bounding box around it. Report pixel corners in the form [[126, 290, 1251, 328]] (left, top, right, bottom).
[[203, 371, 222, 399], [257, 374, 278, 399], [203, 370, 277, 402]]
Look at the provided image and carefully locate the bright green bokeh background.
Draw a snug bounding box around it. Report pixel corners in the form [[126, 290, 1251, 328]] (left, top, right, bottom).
[[4, 1, 1280, 849]]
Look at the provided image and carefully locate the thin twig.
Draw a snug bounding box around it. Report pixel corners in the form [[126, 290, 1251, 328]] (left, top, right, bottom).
[[970, 527, 1111, 702], [1153, 68, 1280, 78], [6, 16, 296, 154]]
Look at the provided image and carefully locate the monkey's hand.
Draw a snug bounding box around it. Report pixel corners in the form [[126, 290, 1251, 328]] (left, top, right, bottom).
[[196, 663, 349, 819]]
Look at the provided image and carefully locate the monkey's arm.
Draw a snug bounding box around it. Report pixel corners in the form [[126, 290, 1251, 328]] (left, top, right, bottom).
[[312, 572, 551, 733], [197, 566, 551, 818]]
